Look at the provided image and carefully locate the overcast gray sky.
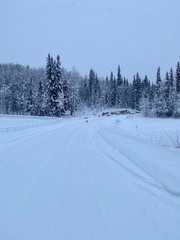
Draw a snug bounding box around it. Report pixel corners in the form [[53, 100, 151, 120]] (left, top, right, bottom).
[[0, 0, 179, 81]]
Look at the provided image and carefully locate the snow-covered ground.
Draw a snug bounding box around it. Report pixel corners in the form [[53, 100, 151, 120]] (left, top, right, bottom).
[[0, 113, 180, 240]]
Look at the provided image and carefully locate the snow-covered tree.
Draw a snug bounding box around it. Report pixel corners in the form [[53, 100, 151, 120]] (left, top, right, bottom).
[[153, 82, 168, 117], [141, 75, 151, 116], [153, 67, 164, 116], [26, 79, 34, 115], [132, 73, 142, 110], [116, 65, 123, 107], [176, 62, 180, 94], [88, 69, 96, 107], [62, 76, 69, 112], [109, 72, 116, 107], [173, 93, 180, 118], [164, 69, 176, 116], [46, 54, 64, 116], [35, 81, 45, 116]]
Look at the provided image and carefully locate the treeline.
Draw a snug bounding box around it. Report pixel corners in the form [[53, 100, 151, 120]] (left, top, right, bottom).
[[0, 55, 180, 118], [79, 63, 180, 118], [141, 65, 180, 118], [0, 54, 82, 116]]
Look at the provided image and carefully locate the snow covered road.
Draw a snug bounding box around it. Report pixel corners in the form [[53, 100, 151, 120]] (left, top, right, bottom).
[[0, 115, 180, 240]]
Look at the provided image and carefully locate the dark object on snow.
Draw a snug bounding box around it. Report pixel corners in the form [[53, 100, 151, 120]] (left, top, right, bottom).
[[102, 109, 131, 116]]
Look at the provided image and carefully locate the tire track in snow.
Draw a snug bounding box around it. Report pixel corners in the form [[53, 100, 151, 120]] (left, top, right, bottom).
[[0, 125, 68, 194], [0, 124, 81, 239], [90, 124, 180, 203], [77, 124, 119, 240]]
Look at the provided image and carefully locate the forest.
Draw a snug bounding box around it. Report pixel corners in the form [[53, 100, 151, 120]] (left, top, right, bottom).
[[0, 54, 180, 118]]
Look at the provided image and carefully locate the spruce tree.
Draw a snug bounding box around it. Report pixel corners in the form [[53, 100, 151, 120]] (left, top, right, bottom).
[[123, 78, 130, 108], [165, 69, 176, 116], [133, 73, 142, 110], [110, 72, 116, 107], [94, 74, 101, 108], [36, 81, 44, 116], [156, 67, 161, 92], [46, 54, 54, 115], [116, 65, 123, 107], [141, 76, 151, 116], [55, 55, 63, 94], [26, 79, 34, 115], [164, 71, 171, 116], [63, 76, 69, 112], [88, 69, 96, 107], [79, 76, 89, 106], [105, 76, 110, 107], [117, 65, 123, 86], [176, 62, 180, 94], [173, 94, 180, 118], [153, 67, 168, 117], [46, 54, 64, 116]]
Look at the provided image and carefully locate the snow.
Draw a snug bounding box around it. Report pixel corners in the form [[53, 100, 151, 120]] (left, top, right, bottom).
[[94, 115, 180, 195], [0, 113, 180, 240]]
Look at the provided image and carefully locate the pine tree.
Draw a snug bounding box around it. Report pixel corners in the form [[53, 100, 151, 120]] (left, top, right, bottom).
[[109, 72, 116, 107], [79, 76, 89, 106], [46, 54, 64, 116], [55, 55, 63, 94], [124, 79, 132, 108], [46, 54, 53, 84], [176, 62, 180, 94], [105, 76, 110, 107], [164, 71, 170, 112], [116, 65, 123, 107], [69, 85, 79, 115], [169, 68, 174, 89], [156, 67, 161, 86], [141, 75, 151, 116], [155, 84, 168, 117], [36, 81, 44, 116], [63, 76, 69, 112], [94, 74, 101, 108], [165, 69, 176, 116], [9, 83, 19, 114], [55, 55, 64, 115], [117, 65, 123, 86], [153, 67, 161, 116], [46, 54, 54, 115], [155, 66, 161, 97], [88, 69, 96, 107], [173, 93, 180, 118], [26, 79, 34, 115], [133, 73, 142, 110], [121, 78, 126, 108], [153, 67, 168, 117]]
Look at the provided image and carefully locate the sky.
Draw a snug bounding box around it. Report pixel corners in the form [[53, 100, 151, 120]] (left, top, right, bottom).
[[0, 0, 179, 81]]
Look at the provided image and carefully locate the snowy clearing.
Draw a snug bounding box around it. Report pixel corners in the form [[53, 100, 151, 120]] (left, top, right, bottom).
[[0, 114, 180, 240]]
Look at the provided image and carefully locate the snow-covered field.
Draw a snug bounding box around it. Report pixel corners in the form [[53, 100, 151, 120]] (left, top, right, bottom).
[[0, 113, 180, 240]]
